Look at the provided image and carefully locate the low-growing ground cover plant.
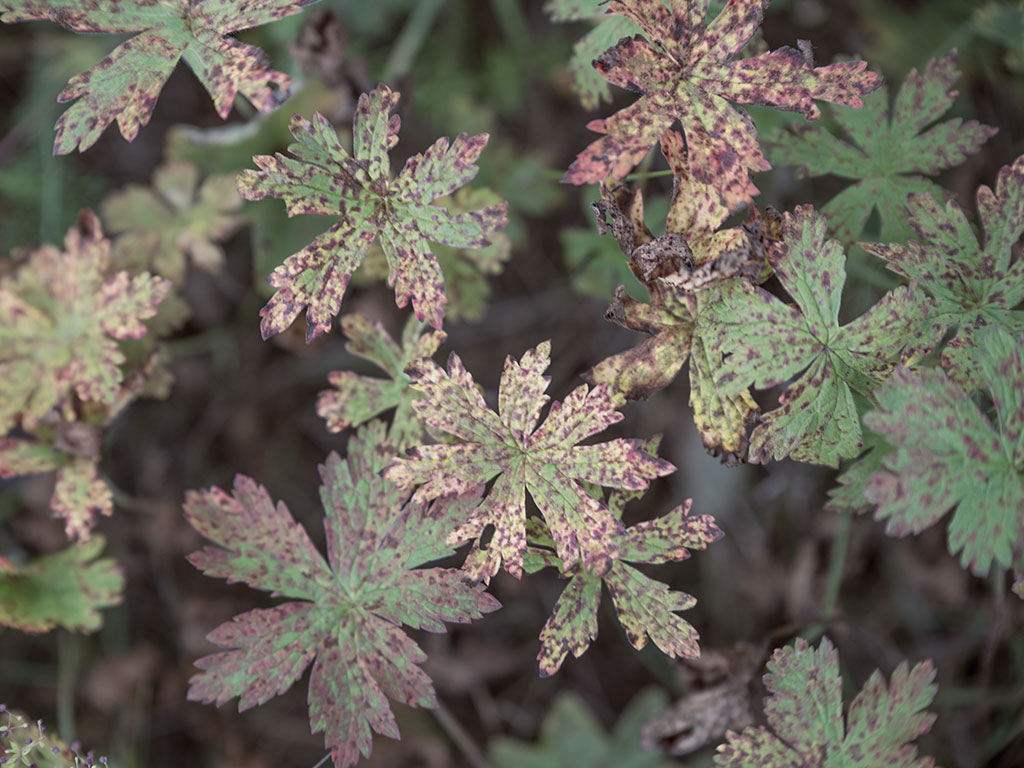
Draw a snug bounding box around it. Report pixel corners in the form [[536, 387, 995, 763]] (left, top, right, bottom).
[[0, 0, 1022, 767]]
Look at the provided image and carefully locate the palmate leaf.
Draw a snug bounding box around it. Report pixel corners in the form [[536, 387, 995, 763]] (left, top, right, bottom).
[[585, 132, 771, 457], [489, 688, 676, 768], [316, 313, 445, 451], [0, 0, 312, 154], [715, 205, 930, 467], [715, 637, 938, 768], [385, 342, 674, 582], [855, 326, 1024, 579], [0, 536, 123, 633], [184, 421, 499, 768], [862, 153, 1024, 390], [238, 84, 509, 341], [525, 480, 720, 676], [101, 161, 244, 285], [0, 211, 170, 434], [771, 51, 997, 245], [562, 0, 881, 211]]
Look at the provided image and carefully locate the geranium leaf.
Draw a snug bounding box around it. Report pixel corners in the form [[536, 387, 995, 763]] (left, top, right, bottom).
[[490, 688, 677, 768], [0, 211, 169, 433], [185, 420, 499, 768], [715, 206, 929, 466], [0, 536, 123, 633], [771, 50, 997, 244], [584, 132, 773, 458], [562, 0, 880, 211], [715, 637, 938, 768], [385, 341, 674, 582], [862, 153, 1024, 390], [316, 313, 445, 450], [0, 0, 312, 154], [101, 161, 244, 284], [238, 85, 509, 340], [530, 492, 720, 676], [860, 326, 1024, 579]]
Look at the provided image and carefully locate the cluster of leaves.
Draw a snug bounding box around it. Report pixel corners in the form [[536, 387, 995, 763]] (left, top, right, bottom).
[[715, 637, 939, 767]]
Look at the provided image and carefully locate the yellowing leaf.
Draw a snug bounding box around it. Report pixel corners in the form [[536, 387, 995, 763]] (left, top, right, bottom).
[[385, 342, 674, 582], [239, 84, 509, 340], [0, 0, 311, 153]]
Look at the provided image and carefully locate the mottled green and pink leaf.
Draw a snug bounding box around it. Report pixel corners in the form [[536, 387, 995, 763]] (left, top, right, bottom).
[[862, 153, 1024, 390], [0, 211, 169, 434], [859, 326, 1024, 579], [239, 84, 508, 340], [715, 637, 938, 768], [185, 421, 499, 768], [563, 0, 881, 211], [316, 314, 445, 450], [715, 205, 929, 466]]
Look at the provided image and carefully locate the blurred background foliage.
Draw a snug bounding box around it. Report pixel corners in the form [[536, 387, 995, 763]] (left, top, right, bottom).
[[1, 1, 1023, 767]]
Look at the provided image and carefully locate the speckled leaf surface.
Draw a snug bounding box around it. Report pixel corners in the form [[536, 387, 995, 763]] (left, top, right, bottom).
[[772, 51, 996, 245], [862, 154, 1024, 390], [385, 342, 674, 582], [490, 688, 677, 768], [101, 161, 243, 284], [0, 536, 123, 634], [316, 314, 445, 450], [715, 206, 929, 467], [185, 421, 498, 768], [0, 0, 312, 154], [715, 637, 938, 768], [0, 211, 169, 434], [239, 84, 508, 340], [562, 0, 881, 210], [860, 326, 1024, 578], [528, 486, 720, 676]]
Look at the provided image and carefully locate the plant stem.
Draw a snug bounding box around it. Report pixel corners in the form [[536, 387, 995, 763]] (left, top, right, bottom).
[[57, 631, 79, 742], [624, 168, 674, 181], [383, 0, 447, 82], [432, 702, 492, 768], [803, 506, 851, 641]]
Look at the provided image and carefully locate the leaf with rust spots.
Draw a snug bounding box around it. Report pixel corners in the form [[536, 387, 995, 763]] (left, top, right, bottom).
[[772, 50, 997, 245], [356, 187, 512, 323], [385, 342, 674, 583], [185, 420, 499, 768], [715, 637, 939, 768], [0, 211, 169, 435], [0, 0, 311, 154], [101, 161, 244, 285], [526, 478, 720, 676], [715, 205, 930, 467], [862, 153, 1024, 391], [316, 313, 445, 451], [490, 688, 677, 768], [859, 326, 1024, 581], [0, 536, 123, 634], [239, 84, 508, 340], [583, 147, 769, 457], [562, 0, 881, 211]]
